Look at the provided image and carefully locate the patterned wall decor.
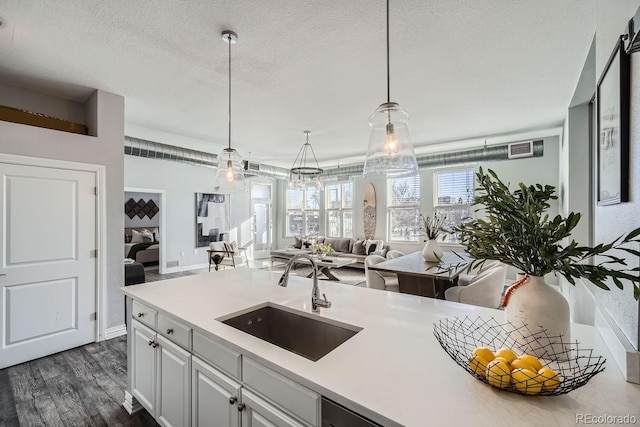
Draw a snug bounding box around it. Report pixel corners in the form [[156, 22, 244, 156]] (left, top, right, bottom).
[[125, 198, 159, 219], [363, 183, 376, 239]]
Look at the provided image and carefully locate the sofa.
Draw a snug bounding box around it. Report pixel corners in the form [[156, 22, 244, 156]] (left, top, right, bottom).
[[272, 236, 388, 269]]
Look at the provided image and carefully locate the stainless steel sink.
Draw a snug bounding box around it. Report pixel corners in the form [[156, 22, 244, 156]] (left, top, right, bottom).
[[217, 303, 362, 361]]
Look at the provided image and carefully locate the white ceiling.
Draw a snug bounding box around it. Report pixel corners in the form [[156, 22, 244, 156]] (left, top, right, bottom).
[[0, 0, 595, 168]]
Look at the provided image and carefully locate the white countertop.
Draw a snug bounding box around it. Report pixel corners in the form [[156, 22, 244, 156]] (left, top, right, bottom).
[[122, 268, 640, 427]]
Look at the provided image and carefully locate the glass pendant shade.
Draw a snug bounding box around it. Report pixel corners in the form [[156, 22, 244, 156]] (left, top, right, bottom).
[[215, 147, 247, 193], [363, 102, 418, 177]]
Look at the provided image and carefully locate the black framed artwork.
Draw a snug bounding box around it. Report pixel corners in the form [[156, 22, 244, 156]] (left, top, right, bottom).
[[597, 36, 630, 206]]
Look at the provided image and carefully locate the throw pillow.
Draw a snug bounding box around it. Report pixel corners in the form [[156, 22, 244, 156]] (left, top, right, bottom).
[[140, 229, 153, 242], [151, 227, 160, 242], [365, 239, 384, 255], [372, 248, 388, 258], [294, 235, 303, 249], [352, 240, 366, 255], [130, 229, 145, 243]]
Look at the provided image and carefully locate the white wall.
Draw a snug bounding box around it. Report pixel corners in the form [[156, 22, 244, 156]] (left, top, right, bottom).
[[592, 0, 640, 350], [125, 154, 273, 269], [0, 84, 125, 331]]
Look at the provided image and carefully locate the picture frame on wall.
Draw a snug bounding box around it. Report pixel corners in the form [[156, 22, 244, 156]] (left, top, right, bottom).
[[596, 36, 630, 206]]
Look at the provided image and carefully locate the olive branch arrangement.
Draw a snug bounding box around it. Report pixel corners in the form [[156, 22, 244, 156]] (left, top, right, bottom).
[[452, 168, 640, 300]]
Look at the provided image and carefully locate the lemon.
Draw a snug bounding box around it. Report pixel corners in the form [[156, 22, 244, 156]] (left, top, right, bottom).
[[510, 358, 536, 372], [469, 355, 490, 376], [492, 356, 512, 371], [511, 368, 543, 395], [486, 359, 511, 389], [517, 354, 543, 372], [538, 367, 561, 392], [472, 347, 495, 363], [494, 348, 518, 364]]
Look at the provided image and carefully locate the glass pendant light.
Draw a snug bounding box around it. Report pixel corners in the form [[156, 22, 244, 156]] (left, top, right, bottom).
[[363, 0, 418, 178], [214, 30, 248, 193]]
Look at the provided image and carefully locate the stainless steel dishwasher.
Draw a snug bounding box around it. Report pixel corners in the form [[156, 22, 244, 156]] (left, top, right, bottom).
[[321, 397, 382, 427]]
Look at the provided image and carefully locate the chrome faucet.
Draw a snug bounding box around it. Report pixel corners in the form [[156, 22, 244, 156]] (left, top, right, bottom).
[[277, 254, 332, 312]]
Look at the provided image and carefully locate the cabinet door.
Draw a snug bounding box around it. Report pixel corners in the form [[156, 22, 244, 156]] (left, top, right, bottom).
[[241, 389, 305, 427], [157, 335, 191, 427], [192, 356, 241, 427], [131, 320, 157, 417]]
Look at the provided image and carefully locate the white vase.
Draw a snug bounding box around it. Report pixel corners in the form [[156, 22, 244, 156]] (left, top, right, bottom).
[[504, 275, 571, 361], [422, 239, 443, 262]]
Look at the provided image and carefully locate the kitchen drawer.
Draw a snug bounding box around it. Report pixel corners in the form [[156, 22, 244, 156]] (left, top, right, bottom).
[[158, 312, 191, 350], [243, 357, 319, 427], [192, 330, 241, 380], [132, 300, 157, 329]]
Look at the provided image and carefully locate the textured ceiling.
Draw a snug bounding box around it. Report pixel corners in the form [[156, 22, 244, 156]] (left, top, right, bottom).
[[0, 0, 595, 168]]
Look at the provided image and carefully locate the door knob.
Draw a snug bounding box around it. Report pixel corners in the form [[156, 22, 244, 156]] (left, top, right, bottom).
[[228, 396, 237, 405], [237, 403, 246, 412], [166, 328, 174, 334]]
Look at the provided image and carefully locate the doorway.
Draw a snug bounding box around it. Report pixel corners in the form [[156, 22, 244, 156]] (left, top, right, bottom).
[[251, 183, 272, 259], [125, 187, 166, 274]]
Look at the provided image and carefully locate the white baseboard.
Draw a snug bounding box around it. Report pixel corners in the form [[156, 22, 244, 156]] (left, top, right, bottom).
[[163, 262, 209, 274], [104, 324, 127, 340], [595, 307, 640, 384], [123, 390, 142, 414]]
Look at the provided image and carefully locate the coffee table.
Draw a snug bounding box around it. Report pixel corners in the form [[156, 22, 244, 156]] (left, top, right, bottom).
[[304, 256, 357, 280]]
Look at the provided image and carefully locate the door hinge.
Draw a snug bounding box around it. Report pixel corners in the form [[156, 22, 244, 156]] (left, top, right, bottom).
[[91, 249, 97, 258], [90, 312, 97, 321], [94, 187, 98, 195]]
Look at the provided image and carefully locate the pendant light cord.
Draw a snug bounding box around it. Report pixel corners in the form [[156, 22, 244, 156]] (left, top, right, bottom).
[[386, 0, 390, 104], [227, 33, 232, 151]]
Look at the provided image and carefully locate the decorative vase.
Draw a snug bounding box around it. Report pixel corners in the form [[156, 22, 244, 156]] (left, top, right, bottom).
[[504, 275, 571, 361], [422, 239, 443, 262]]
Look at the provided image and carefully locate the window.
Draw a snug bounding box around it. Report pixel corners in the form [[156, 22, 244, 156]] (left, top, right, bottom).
[[325, 181, 353, 237], [387, 175, 420, 242], [433, 168, 474, 242], [286, 187, 320, 237]]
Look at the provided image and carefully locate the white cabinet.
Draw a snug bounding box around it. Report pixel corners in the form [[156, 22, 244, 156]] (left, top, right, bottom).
[[157, 335, 191, 427], [192, 356, 241, 427], [131, 319, 157, 415], [131, 319, 191, 427], [240, 389, 305, 427], [129, 303, 320, 427]]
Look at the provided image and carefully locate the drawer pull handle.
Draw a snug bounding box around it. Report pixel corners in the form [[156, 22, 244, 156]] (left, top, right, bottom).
[[166, 328, 174, 334], [152, 342, 158, 348], [137, 313, 144, 317], [237, 403, 245, 412], [229, 396, 237, 405]]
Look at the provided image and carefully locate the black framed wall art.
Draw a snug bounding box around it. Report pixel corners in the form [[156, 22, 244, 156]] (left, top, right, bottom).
[[597, 36, 630, 206]]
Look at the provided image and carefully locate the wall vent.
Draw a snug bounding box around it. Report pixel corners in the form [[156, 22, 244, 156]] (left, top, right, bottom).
[[166, 260, 179, 268], [244, 161, 261, 172], [507, 140, 534, 159]]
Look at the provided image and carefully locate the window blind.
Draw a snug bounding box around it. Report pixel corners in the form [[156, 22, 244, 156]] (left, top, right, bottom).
[[434, 170, 474, 206]]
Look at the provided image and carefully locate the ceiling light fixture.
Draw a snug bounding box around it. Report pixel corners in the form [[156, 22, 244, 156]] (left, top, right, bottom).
[[214, 30, 247, 193], [363, 0, 418, 178], [289, 131, 324, 189]]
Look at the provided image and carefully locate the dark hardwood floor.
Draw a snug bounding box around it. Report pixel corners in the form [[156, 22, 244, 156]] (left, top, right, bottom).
[[0, 336, 158, 427]]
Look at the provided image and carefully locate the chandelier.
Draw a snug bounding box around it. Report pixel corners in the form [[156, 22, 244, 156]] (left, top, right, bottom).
[[363, 0, 418, 178], [289, 131, 324, 189], [213, 30, 248, 193]]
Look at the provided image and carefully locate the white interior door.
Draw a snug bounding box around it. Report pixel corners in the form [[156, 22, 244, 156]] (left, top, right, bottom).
[[251, 184, 272, 260], [0, 162, 96, 369]]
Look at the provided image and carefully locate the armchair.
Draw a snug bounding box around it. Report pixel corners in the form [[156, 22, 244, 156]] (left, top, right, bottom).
[[444, 266, 506, 309]]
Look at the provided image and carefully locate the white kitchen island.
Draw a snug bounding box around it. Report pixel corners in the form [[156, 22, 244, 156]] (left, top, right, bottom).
[[122, 268, 640, 427]]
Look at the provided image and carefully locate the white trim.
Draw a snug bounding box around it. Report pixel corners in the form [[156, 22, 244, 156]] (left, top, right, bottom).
[[595, 307, 640, 384], [123, 390, 143, 414], [125, 187, 167, 274], [0, 153, 106, 344], [104, 324, 127, 340], [163, 262, 209, 274]]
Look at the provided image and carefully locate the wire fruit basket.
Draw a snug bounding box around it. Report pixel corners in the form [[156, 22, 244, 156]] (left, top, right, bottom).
[[433, 316, 606, 396]]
